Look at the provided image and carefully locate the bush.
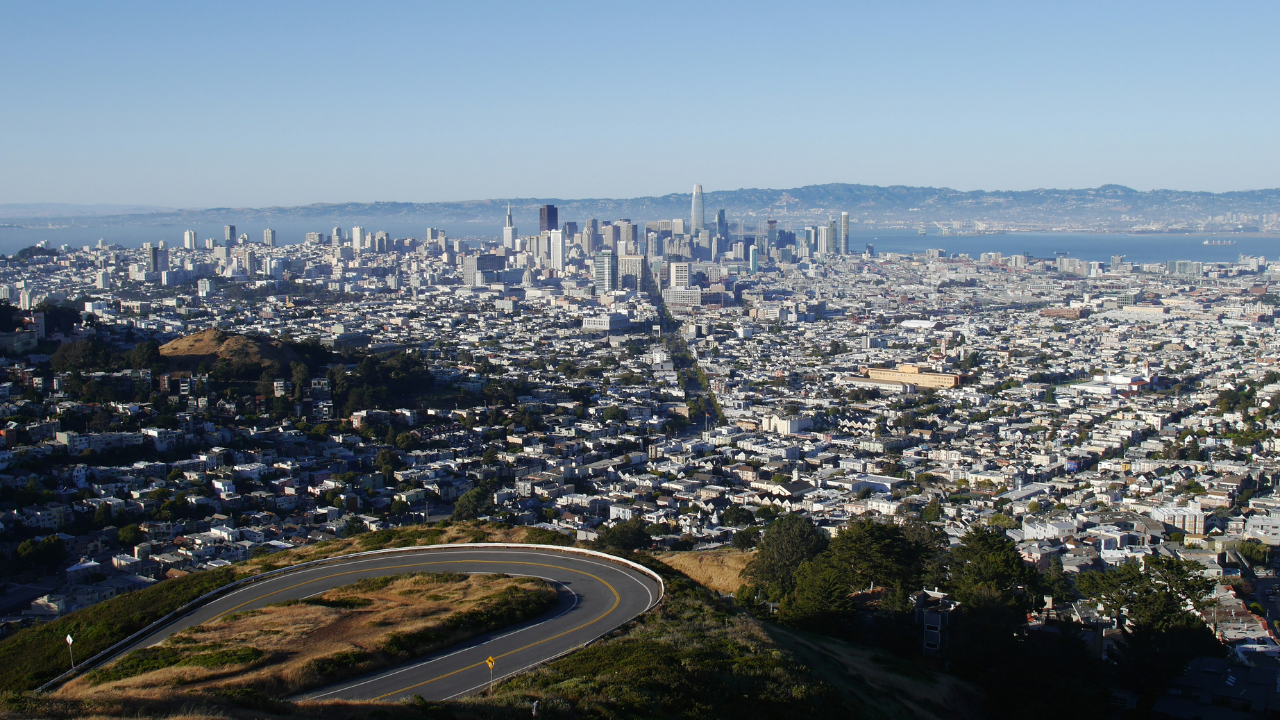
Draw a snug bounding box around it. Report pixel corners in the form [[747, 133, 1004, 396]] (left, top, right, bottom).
[[0, 567, 236, 691], [520, 527, 573, 546], [479, 554, 855, 718], [87, 644, 266, 685]]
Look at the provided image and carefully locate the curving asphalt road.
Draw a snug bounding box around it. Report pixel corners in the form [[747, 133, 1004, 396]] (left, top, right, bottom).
[[115, 546, 662, 702]]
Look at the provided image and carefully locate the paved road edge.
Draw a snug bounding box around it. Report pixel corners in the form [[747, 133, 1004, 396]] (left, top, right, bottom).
[[35, 543, 665, 693]]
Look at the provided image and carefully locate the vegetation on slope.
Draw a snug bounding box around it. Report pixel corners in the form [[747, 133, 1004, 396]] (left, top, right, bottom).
[[0, 567, 236, 691], [465, 554, 967, 720], [66, 572, 555, 697], [0, 521, 569, 693]]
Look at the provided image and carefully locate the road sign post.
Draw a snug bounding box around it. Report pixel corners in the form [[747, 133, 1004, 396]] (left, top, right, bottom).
[[486, 655, 495, 691], [66, 634, 74, 670]]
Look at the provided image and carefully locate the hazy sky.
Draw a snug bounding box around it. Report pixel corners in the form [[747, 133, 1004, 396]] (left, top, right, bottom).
[[3, 2, 1278, 207]]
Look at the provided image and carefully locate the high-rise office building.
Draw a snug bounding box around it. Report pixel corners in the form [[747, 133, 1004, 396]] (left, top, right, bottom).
[[865, 244, 875, 258], [224, 225, 236, 245], [183, 229, 197, 249], [503, 204, 518, 247], [263, 228, 276, 246], [205, 237, 217, 250], [146, 246, 169, 273], [351, 226, 365, 250], [715, 209, 728, 240], [816, 224, 833, 256], [599, 222, 619, 250], [840, 212, 850, 254], [550, 230, 566, 271], [766, 219, 777, 255], [749, 245, 758, 274], [593, 248, 618, 292], [462, 253, 505, 286], [305, 231, 323, 244], [539, 205, 558, 233], [618, 254, 644, 289], [670, 262, 690, 289], [332, 226, 344, 245], [691, 185, 704, 233]]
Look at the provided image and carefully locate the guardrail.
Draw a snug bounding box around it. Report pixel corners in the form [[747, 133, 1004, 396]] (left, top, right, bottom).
[[36, 542, 665, 693]]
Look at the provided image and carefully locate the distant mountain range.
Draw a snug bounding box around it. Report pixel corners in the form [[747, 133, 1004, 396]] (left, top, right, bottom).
[[5, 184, 1280, 231], [0, 203, 176, 219]]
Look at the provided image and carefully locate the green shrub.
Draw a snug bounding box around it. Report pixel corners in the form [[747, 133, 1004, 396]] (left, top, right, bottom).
[[303, 650, 372, 680], [349, 575, 396, 592], [474, 555, 855, 718], [87, 644, 266, 685], [357, 529, 396, 549], [520, 527, 573, 546], [0, 567, 236, 691]]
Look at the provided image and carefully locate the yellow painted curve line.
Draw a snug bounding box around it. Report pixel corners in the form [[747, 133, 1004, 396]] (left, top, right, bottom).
[[371, 561, 621, 700], [202, 557, 622, 701]]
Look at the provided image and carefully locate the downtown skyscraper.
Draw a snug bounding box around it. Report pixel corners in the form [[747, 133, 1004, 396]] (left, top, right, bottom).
[[539, 204, 558, 233], [691, 185, 704, 233]]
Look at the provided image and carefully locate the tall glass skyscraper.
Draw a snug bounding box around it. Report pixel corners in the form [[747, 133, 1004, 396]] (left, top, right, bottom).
[[593, 248, 618, 292], [691, 185, 704, 233], [539, 204, 558, 233]]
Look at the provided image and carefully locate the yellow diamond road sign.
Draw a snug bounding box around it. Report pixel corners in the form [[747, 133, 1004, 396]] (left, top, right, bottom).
[[486, 656, 495, 669]]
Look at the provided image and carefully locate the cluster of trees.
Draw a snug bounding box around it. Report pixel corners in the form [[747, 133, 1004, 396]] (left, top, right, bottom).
[[735, 514, 1223, 718], [0, 299, 81, 340], [328, 352, 434, 416], [49, 339, 161, 375]]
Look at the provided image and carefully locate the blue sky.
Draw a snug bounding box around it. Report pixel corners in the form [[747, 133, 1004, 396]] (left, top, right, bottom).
[[2, 1, 1278, 206]]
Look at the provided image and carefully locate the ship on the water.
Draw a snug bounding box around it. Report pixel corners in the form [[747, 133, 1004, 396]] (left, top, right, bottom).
[[1203, 239, 1236, 246]]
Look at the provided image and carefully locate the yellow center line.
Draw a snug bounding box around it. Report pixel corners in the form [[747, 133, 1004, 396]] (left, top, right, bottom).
[[202, 556, 622, 701], [370, 561, 620, 700]]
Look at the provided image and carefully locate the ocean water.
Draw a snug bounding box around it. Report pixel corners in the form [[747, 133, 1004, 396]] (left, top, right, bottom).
[[0, 220, 1274, 266], [844, 229, 1278, 265]]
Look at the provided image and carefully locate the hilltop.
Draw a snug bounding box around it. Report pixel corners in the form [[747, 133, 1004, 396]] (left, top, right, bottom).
[[5, 183, 1280, 230], [159, 329, 301, 369]]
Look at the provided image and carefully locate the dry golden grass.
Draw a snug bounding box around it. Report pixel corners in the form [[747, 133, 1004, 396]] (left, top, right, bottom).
[[655, 548, 752, 594], [158, 329, 302, 369], [57, 572, 552, 701]]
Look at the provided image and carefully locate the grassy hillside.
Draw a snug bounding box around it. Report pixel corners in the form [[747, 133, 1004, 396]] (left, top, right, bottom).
[[61, 572, 554, 699], [1, 544, 985, 720], [159, 328, 301, 369], [0, 567, 236, 691], [464, 554, 984, 720], [655, 547, 751, 594], [0, 521, 568, 693]]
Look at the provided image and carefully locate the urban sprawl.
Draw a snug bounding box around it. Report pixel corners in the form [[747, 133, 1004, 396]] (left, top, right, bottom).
[[5, 186, 1280, 707]]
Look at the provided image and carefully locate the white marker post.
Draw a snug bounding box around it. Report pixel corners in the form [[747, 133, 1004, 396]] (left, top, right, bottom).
[[66, 634, 74, 670]]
